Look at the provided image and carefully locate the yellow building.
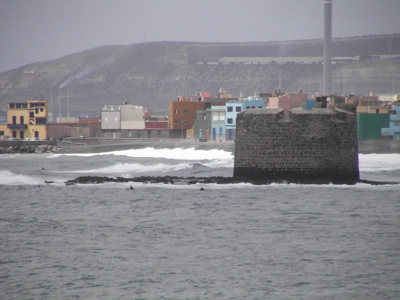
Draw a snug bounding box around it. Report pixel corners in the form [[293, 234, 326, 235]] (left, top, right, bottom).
[[0, 100, 48, 140]]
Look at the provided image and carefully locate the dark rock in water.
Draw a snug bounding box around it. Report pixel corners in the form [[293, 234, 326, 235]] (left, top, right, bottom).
[[64, 175, 400, 186], [0, 144, 59, 154], [65, 175, 241, 185]]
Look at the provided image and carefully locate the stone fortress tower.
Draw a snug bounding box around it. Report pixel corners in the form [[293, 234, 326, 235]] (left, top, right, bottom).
[[233, 108, 360, 184]]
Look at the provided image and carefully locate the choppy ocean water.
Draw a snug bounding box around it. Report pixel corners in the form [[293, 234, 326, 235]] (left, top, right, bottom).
[[1, 147, 400, 299]]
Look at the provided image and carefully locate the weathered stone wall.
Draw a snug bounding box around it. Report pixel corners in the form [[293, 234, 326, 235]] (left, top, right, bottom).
[[234, 108, 359, 183]]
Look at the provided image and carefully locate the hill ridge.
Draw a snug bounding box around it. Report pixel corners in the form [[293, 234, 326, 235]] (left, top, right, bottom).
[[1, 34, 399, 116]]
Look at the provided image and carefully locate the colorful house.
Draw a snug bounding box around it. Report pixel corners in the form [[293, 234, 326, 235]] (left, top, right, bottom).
[[268, 93, 308, 112], [169, 100, 206, 138], [0, 100, 48, 140], [381, 104, 400, 140], [210, 105, 226, 141], [225, 97, 266, 140], [357, 113, 390, 140]]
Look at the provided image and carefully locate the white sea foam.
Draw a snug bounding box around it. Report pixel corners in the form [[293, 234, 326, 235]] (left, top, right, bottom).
[[58, 162, 193, 175], [359, 153, 400, 172], [0, 170, 43, 185], [52, 147, 234, 160], [202, 158, 234, 168]]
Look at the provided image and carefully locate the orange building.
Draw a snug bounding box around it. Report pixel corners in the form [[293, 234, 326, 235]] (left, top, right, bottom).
[[169, 101, 206, 130]]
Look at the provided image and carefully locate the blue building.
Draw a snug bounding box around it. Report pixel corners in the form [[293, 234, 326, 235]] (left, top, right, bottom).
[[210, 105, 226, 141], [381, 104, 400, 140], [302, 99, 317, 110], [224, 97, 266, 141]]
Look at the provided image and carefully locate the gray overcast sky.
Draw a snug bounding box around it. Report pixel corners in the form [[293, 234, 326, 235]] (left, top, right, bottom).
[[1, 0, 399, 72]]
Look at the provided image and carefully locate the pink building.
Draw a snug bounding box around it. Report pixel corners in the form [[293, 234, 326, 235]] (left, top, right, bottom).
[[268, 93, 308, 111]]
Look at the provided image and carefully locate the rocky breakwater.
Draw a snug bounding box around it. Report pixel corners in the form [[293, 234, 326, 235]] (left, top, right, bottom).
[[0, 144, 60, 154]]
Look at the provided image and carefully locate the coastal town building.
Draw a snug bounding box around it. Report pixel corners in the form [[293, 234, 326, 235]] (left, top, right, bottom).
[[268, 92, 308, 112], [0, 100, 48, 140], [169, 100, 206, 138], [381, 102, 400, 140], [47, 117, 100, 140], [101, 103, 145, 131], [191, 109, 211, 141], [2, 92, 400, 142], [344, 95, 391, 140], [100, 103, 171, 139], [210, 105, 226, 141], [225, 96, 266, 140]]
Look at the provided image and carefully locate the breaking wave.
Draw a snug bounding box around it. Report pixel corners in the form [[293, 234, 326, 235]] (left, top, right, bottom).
[[0, 170, 43, 186], [55, 159, 233, 176], [50, 147, 233, 160]]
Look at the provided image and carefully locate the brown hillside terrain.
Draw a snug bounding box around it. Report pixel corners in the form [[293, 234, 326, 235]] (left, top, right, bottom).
[[0, 34, 399, 116]]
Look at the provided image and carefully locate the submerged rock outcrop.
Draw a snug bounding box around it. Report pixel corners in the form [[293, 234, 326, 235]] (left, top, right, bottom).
[[63, 175, 399, 186], [0, 144, 59, 154]]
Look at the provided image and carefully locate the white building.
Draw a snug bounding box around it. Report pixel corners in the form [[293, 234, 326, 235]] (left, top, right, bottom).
[[101, 104, 145, 130]]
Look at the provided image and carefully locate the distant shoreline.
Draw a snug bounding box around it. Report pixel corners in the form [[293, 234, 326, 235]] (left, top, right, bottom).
[[0, 138, 399, 154], [56, 138, 235, 154], [56, 138, 400, 155]]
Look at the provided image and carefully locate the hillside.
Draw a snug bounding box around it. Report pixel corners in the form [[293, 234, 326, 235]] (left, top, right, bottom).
[[0, 34, 399, 116]]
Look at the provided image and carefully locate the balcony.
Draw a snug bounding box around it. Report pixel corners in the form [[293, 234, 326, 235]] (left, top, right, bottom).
[[7, 124, 28, 129]]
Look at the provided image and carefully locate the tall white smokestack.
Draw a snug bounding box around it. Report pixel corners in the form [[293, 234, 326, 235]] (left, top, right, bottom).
[[323, 0, 332, 94]]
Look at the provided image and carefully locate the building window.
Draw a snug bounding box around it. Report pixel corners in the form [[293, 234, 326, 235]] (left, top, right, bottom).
[[236, 107, 241, 112], [12, 116, 16, 124], [184, 109, 188, 113], [12, 131, 17, 138], [258, 106, 263, 108], [246, 106, 250, 109], [227, 106, 233, 112], [174, 120, 178, 124], [174, 109, 178, 114], [0, 131, 4, 136], [227, 118, 233, 124], [36, 117, 46, 125], [183, 120, 188, 125], [19, 131, 24, 139], [20, 116, 24, 124]]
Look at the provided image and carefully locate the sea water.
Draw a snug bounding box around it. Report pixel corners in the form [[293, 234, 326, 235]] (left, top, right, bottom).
[[1, 148, 400, 299]]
